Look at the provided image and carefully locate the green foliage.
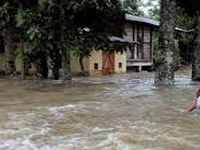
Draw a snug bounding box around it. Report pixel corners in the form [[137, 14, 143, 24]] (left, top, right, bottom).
[[122, 0, 143, 15], [0, 0, 124, 78], [15, 9, 35, 28], [67, 0, 124, 59], [148, 4, 160, 20], [26, 26, 41, 40], [0, 7, 7, 18], [175, 8, 194, 43], [0, 2, 14, 27], [175, 0, 200, 16]]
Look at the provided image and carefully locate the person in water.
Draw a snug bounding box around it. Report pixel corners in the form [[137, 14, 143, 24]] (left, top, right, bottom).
[[188, 87, 200, 113]]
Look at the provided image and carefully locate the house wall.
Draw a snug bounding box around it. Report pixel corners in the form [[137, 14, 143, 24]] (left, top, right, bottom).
[[114, 52, 126, 73], [124, 23, 133, 42], [71, 50, 127, 76], [143, 26, 151, 60], [70, 55, 89, 75], [0, 50, 126, 77], [124, 21, 152, 62], [69, 51, 103, 76], [88, 51, 102, 76], [0, 53, 22, 74]]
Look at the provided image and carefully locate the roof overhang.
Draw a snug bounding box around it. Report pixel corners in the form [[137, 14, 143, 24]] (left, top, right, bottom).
[[109, 36, 139, 45], [125, 14, 159, 26], [125, 13, 194, 33]]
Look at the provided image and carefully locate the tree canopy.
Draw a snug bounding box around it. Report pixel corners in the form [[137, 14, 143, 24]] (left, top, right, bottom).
[[0, 0, 124, 79], [175, 0, 200, 16]]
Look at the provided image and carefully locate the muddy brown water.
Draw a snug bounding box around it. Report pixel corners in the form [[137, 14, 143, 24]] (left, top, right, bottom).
[[0, 75, 200, 150]]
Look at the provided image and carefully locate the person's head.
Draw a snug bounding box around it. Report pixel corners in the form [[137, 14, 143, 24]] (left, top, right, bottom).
[[196, 88, 200, 97]]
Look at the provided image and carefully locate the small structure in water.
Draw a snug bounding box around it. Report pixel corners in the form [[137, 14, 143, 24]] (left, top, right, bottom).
[[0, 14, 191, 77], [71, 14, 192, 76], [71, 14, 157, 75]]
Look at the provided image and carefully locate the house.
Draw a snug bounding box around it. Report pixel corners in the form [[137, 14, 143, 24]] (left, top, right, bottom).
[[0, 14, 189, 76], [75, 13, 191, 76], [124, 14, 159, 72], [124, 14, 193, 72], [71, 50, 128, 76], [70, 14, 158, 76], [70, 36, 139, 76]]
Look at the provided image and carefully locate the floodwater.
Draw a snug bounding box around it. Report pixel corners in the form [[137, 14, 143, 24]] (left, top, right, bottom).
[[0, 75, 200, 150]]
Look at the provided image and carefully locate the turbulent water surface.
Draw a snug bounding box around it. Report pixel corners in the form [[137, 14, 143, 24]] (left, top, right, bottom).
[[0, 76, 200, 150]]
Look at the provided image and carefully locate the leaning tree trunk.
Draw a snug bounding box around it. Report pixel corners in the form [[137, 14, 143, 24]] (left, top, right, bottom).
[[62, 53, 71, 81], [59, 0, 71, 81], [154, 0, 176, 85], [191, 13, 200, 81], [1, 27, 16, 76], [34, 51, 48, 79], [79, 54, 86, 76], [21, 41, 29, 79]]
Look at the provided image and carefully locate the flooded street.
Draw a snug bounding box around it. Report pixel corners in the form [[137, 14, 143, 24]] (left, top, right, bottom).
[[0, 74, 200, 150]]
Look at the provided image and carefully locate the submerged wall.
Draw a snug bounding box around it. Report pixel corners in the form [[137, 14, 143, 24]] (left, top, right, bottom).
[[114, 52, 126, 73]]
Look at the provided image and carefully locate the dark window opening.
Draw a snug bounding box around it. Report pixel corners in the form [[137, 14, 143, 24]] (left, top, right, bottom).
[[0, 36, 4, 53], [132, 24, 135, 41], [118, 62, 122, 68], [94, 63, 98, 70]]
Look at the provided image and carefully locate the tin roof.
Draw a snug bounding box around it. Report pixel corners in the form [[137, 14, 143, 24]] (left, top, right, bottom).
[[125, 14, 159, 26], [125, 14, 194, 33]]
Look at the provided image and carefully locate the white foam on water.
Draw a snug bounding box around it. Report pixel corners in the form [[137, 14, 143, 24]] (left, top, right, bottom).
[[45, 104, 89, 119], [128, 120, 200, 149], [47, 107, 64, 118], [0, 137, 37, 150], [40, 123, 52, 135], [0, 114, 52, 150], [106, 132, 142, 150], [21, 138, 38, 150], [0, 129, 17, 135], [92, 127, 115, 133], [46, 104, 83, 114]]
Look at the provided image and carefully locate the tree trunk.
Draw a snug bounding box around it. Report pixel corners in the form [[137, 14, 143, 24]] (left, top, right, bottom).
[[62, 53, 71, 81], [59, 0, 71, 81], [154, 0, 175, 85], [49, 50, 60, 80], [48, 56, 53, 79], [21, 42, 29, 79], [191, 13, 200, 81], [1, 27, 16, 76], [79, 54, 86, 76], [34, 52, 48, 79]]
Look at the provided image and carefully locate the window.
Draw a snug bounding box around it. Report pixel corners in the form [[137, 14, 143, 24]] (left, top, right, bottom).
[[94, 63, 98, 70], [118, 62, 122, 68]]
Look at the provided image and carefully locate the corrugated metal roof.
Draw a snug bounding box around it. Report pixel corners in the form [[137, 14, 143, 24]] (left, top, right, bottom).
[[125, 14, 194, 33], [175, 27, 194, 33], [125, 14, 159, 26]]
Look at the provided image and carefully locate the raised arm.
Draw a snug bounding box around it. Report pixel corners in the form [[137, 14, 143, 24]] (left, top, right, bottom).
[[188, 97, 197, 113]]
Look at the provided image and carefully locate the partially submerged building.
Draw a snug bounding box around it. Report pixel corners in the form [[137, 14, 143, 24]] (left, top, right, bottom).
[[71, 14, 158, 76], [124, 14, 159, 72], [0, 13, 190, 76], [72, 13, 191, 76]]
